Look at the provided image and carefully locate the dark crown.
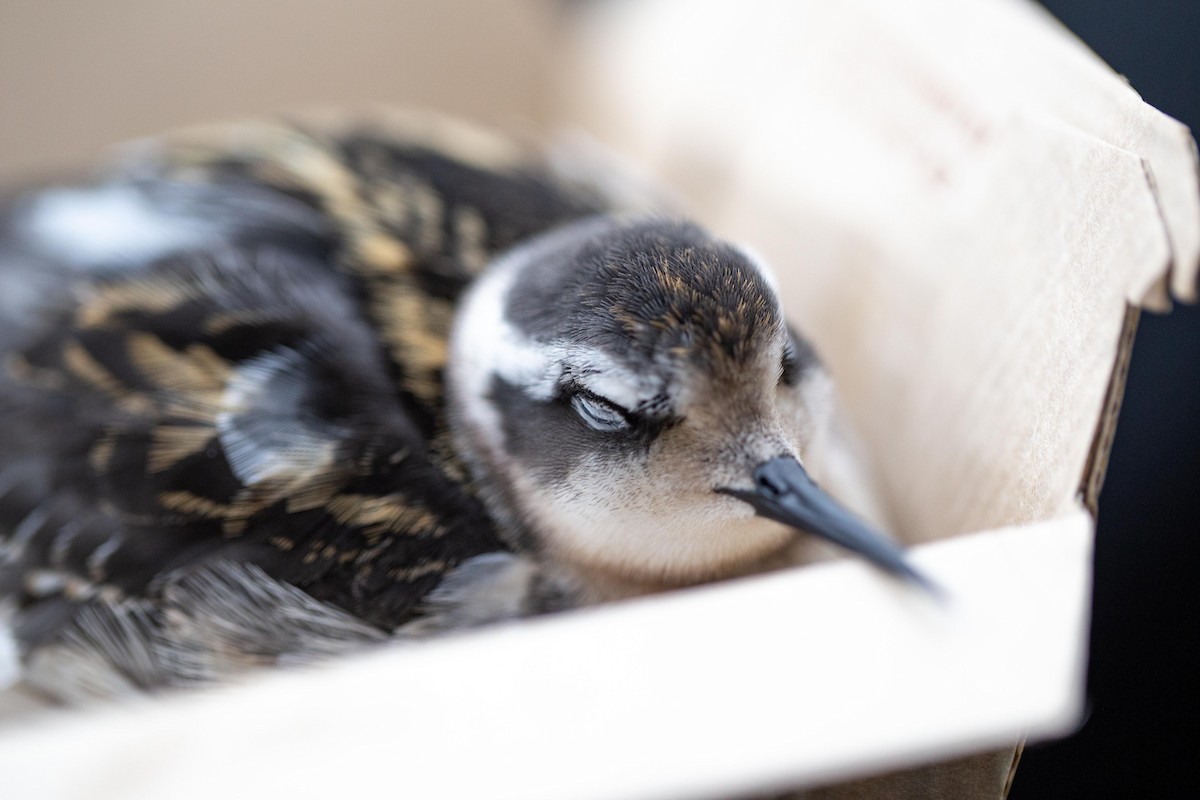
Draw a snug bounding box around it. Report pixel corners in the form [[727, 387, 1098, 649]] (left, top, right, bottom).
[[506, 218, 782, 374]]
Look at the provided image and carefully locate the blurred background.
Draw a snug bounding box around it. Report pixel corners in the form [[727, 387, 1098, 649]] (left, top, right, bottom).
[[0, 0, 561, 182], [0, 1, 1196, 797]]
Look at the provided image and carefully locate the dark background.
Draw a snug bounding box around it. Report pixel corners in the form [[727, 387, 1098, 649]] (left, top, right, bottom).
[[1012, 2, 1200, 798]]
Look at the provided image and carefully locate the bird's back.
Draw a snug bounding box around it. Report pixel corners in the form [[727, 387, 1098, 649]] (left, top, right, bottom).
[[0, 114, 608, 697]]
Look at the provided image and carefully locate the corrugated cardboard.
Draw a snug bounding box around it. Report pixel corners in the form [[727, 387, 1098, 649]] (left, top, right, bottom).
[[1, 1, 1197, 798]]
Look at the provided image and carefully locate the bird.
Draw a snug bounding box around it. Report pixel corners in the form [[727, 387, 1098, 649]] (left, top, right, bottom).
[[0, 112, 927, 702]]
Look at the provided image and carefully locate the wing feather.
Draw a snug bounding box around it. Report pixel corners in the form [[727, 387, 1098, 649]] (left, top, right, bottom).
[[0, 114, 609, 693]]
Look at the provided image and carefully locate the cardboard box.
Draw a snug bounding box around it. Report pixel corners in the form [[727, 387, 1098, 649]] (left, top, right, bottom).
[[1, 1, 1196, 798], [561, 0, 1200, 794]]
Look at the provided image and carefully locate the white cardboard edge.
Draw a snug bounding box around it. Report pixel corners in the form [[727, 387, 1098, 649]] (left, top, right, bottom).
[[0, 509, 1093, 800]]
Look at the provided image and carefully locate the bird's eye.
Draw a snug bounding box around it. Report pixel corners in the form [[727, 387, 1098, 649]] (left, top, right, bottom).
[[570, 391, 631, 432]]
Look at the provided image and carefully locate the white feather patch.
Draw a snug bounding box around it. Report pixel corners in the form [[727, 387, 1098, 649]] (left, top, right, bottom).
[[85, 535, 124, 581], [0, 611, 20, 691], [215, 347, 337, 487], [0, 505, 49, 564], [451, 249, 554, 402], [448, 233, 558, 467], [23, 185, 210, 267], [159, 561, 386, 679], [397, 553, 539, 636]]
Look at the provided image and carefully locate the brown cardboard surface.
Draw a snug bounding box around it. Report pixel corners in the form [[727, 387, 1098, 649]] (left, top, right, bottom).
[[801, 748, 1020, 800], [1080, 306, 1140, 516]]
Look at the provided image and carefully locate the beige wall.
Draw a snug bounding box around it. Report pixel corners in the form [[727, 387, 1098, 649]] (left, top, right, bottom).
[[0, 0, 559, 181]]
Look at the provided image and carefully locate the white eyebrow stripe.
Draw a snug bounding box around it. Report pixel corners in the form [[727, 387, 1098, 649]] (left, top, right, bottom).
[[569, 347, 663, 412], [451, 218, 676, 418], [451, 242, 557, 405]]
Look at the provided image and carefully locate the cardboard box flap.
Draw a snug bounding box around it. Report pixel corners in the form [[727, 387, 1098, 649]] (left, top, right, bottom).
[[0, 510, 1092, 800], [825, 0, 1200, 305], [727, 114, 1170, 543], [1079, 306, 1140, 516], [1152, 117, 1200, 302], [569, 0, 1200, 306]]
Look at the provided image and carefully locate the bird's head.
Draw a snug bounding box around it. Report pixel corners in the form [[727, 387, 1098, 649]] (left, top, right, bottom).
[[448, 217, 926, 592]]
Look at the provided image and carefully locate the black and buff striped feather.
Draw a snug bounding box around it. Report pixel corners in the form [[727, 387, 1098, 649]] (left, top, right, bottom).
[[0, 115, 609, 697]]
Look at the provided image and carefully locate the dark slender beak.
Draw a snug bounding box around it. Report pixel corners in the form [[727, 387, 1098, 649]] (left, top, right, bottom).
[[719, 456, 938, 594]]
